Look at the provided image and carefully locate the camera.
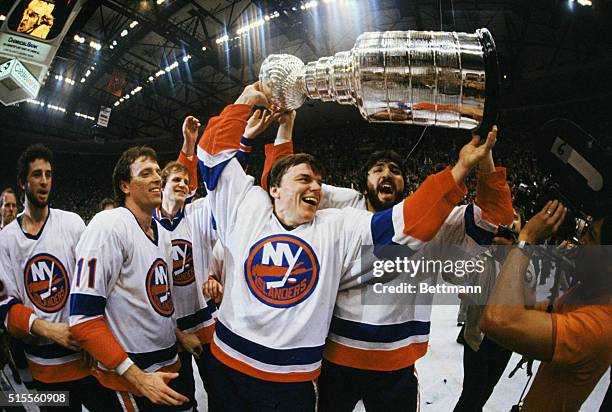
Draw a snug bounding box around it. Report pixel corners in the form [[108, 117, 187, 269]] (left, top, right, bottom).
[[515, 119, 610, 244]]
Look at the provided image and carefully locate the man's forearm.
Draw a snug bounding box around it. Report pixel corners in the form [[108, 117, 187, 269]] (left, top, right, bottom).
[[478, 151, 495, 173], [275, 123, 293, 144], [482, 248, 530, 328]]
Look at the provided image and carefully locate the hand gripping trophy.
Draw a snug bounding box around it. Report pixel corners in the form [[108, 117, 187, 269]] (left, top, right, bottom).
[[259, 29, 499, 133]]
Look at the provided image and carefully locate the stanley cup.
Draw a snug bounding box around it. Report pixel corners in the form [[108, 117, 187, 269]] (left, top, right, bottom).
[[259, 29, 499, 132]]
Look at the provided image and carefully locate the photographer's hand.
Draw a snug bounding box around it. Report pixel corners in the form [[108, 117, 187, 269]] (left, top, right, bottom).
[[519, 200, 568, 244]]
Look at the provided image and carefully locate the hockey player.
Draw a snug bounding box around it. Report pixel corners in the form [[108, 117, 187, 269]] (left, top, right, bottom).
[[0, 144, 102, 411], [69, 146, 190, 411], [157, 112, 275, 411], [196, 83, 496, 410], [1, 188, 18, 230], [262, 112, 512, 411]]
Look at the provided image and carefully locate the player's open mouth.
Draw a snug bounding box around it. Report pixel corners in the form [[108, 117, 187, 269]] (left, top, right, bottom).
[[302, 196, 318, 206], [378, 183, 395, 195], [150, 188, 161, 193]]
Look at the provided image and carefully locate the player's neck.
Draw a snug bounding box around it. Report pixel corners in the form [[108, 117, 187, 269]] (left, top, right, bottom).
[[23, 201, 48, 224], [125, 201, 155, 239], [161, 198, 183, 219], [22, 202, 48, 235]]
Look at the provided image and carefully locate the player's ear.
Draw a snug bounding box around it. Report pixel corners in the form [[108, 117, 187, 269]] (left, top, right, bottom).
[[120, 180, 130, 197], [269, 185, 281, 200]]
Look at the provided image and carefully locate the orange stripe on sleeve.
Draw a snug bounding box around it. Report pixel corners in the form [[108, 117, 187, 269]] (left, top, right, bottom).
[[475, 167, 513, 226], [199, 104, 252, 156], [70, 317, 128, 370], [177, 150, 199, 192], [211, 340, 320, 383], [262, 142, 294, 191], [7, 304, 34, 337], [403, 167, 467, 241]]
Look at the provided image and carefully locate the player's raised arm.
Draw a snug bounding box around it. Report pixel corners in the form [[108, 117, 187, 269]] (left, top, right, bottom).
[[340, 127, 504, 288], [177, 115, 200, 193], [430, 126, 513, 256], [261, 110, 295, 191], [196, 83, 274, 242]]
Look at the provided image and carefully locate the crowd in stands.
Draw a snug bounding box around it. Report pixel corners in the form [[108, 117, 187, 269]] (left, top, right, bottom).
[[1, 115, 610, 223]]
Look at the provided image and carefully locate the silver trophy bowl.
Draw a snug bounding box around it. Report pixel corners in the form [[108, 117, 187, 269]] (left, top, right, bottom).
[[259, 28, 499, 132]]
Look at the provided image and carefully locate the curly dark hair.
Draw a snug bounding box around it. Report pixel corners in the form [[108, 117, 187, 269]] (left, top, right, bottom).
[[16, 144, 53, 197], [358, 150, 407, 195]]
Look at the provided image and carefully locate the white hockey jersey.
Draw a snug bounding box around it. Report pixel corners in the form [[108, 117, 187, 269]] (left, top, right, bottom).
[[69, 207, 178, 392], [0, 209, 89, 383], [196, 104, 467, 382], [153, 197, 217, 344], [264, 141, 513, 371]]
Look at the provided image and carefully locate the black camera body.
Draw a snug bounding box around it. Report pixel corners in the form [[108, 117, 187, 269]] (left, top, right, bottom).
[[517, 119, 611, 242]]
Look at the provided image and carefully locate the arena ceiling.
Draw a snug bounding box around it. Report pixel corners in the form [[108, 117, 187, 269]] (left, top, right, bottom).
[[1, 0, 611, 151]]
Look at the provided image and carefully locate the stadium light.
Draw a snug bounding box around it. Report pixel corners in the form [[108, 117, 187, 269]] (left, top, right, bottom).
[[148, 75, 154, 81], [27, 99, 45, 107], [129, 21, 139, 28], [114, 101, 120, 107], [182, 54, 192, 62], [216, 35, 229, 44], [0, 15, 5, 21], [130, 86, 143, 95], [120, 29, 128, 37], [155, 69, 165, 77], [47, 104, 66, 113], [75, 112, 95, 121], [73, 34, 85, 43], [156, 0, 165, 4], [89, 41, 101, 51], [80, 78, 86, 83], [164, 62, 179, 72], [201, 46, 207, 51]]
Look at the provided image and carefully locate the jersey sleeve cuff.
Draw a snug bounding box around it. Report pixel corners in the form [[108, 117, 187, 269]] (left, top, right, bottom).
[[115, 357, 134, 375], [28, 313, 38, 334]]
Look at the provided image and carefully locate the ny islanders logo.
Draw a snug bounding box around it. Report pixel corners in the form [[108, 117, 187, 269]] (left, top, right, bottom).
[[171, 239, 194, 286], [146, 259, 174, 317], [244, 234, 319, 308], [24, 253, 70, 313]]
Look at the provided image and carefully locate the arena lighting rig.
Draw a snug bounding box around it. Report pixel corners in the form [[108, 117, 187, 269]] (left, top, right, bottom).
[[3, 0, 359, 118]]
